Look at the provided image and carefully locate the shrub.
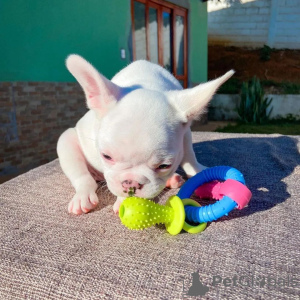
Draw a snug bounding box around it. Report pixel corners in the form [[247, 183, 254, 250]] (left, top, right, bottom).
[[237, 76, 273, 124], [260, 45, 273, 61]]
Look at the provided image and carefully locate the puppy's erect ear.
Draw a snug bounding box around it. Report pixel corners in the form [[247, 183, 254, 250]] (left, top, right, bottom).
[[168, 70, 234, 122], [66, 54, 123, 114]]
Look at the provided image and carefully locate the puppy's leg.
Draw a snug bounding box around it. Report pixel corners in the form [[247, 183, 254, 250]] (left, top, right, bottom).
[[57, 128, 99, 215], [181, 129, 207, 177], [113, 196, 125, 214]]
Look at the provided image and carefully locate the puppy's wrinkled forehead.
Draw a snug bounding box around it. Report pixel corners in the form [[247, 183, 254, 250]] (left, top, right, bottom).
[[99, 89, 178, 160]]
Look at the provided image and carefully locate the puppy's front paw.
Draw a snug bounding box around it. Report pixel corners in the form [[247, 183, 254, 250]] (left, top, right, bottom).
[[113, 197, 125, 215], [166, 173, 185, 189], [68, 190, 99, 215]]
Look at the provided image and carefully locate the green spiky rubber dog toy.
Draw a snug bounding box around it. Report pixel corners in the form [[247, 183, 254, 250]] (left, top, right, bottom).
[[119, 196, 207, 235]]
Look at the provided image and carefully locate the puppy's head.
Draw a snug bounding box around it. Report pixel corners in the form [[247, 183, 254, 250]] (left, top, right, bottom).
[[66, 55, 233, 198]]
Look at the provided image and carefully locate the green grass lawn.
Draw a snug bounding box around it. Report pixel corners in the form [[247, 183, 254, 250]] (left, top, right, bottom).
[[216, 121, 300, 135]]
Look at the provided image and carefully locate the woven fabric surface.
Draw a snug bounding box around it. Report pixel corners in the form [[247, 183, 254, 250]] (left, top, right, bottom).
[[0, 132, 299, 300]]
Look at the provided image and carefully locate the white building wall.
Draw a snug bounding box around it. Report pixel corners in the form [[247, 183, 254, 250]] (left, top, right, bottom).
[[208, 0, 300, 49]]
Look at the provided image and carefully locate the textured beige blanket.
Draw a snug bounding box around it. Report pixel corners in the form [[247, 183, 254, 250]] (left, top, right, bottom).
[[1, 132, 299, 299]]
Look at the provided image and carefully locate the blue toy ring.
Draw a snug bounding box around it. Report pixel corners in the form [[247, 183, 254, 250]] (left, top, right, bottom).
[[177, 166, 250, 223]]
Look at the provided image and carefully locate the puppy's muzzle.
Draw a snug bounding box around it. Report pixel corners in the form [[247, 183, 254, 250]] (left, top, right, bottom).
[[122, 180, 143, 192]]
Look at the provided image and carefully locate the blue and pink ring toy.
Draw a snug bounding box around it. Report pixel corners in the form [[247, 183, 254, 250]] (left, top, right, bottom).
[[178, 166, 252, 233]]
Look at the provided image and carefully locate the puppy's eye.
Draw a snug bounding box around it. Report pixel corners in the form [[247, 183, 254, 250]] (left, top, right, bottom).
[[157, 164, 171, 170], [102, 153, 112, 161]]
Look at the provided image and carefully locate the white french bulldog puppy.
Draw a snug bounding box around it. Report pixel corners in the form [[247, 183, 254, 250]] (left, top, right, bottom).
[[57, 55, 233, 215]]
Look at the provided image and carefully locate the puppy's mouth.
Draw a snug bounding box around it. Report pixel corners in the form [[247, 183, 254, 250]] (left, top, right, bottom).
[[107, 178, 166, 199], [123, 186, 144, 197], [123, 183, 165, 199]]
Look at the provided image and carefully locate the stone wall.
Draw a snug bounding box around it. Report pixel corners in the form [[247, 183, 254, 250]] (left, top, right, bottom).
[[0, 82, 87, 177]]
